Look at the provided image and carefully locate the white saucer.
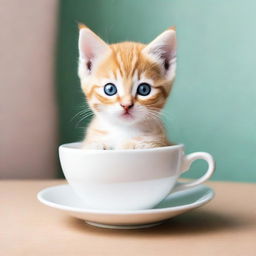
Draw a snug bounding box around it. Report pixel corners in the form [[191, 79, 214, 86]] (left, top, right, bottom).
[[37, 184, 214, 229]]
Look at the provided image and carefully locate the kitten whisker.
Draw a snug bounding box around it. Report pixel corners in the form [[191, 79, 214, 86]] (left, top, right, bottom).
[[75, 112, 94, 128], [71, 109, 89, 122], [77, 27, 176, 149], [148, 107, 171, 122], [144, 110, 162, 122]]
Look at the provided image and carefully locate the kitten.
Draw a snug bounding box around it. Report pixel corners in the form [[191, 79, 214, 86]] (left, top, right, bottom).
[[78, 25, 176, 149]]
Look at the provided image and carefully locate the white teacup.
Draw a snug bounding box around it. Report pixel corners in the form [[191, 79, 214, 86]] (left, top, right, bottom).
[[59, 142, 215, 211]]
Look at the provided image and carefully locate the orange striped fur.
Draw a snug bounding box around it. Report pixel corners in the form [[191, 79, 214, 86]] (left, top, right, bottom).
[[78, 26, 176, 149]]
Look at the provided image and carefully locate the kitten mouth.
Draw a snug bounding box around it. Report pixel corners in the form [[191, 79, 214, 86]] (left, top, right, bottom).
[[121, 111, 133, 119]]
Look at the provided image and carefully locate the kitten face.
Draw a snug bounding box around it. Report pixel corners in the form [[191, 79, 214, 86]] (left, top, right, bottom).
[[78, 26, 176, 126]]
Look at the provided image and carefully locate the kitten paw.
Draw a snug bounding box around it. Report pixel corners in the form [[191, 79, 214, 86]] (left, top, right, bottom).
[[118, 140, 170, 150], [118, 141, 137, 150], [118, 141, 151, 149], [82, 142, 109, 150]]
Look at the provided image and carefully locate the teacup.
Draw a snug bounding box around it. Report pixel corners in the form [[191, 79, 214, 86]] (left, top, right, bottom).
[[59, 142, 215, 211]]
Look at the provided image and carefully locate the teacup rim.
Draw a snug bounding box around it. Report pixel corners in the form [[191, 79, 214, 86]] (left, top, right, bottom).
[[59, 142, 184, 154]]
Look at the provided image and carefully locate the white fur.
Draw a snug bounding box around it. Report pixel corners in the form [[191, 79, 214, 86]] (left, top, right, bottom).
[[78, 28, 173, 150], [84, 115, 166, 150]]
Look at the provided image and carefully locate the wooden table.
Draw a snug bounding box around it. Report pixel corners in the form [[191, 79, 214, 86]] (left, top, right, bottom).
[[1, 180, 256, 256]]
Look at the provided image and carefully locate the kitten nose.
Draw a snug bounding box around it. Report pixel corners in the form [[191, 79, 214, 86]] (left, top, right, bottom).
[[120, 103, 134, 111]]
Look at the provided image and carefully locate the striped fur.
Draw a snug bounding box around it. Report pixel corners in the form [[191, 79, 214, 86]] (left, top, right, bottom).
[[78, 26, 176, 149]]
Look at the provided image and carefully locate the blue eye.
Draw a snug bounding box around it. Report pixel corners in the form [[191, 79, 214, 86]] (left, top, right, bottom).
[[104, 83, 117, 96], [137, 83, 151, 96]]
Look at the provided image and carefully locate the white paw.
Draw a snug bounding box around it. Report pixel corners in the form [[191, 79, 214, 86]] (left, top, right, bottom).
[[82, 142, 107, 150]]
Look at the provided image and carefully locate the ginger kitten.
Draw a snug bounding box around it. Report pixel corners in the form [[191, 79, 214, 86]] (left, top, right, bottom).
[[78, 25, 176, 149]]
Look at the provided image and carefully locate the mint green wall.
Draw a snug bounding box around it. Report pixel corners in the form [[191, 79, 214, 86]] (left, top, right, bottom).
[[57, 0, 256, 182]]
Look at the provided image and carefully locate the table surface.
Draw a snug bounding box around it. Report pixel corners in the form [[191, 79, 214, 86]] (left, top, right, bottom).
[[1, 180, 256, 256]]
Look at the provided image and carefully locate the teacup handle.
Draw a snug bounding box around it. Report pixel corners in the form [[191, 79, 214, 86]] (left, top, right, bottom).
[[172, 152, 215, 193]]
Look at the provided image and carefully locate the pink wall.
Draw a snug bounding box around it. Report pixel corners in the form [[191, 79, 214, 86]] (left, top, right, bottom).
[[0, 0, 59, 178]]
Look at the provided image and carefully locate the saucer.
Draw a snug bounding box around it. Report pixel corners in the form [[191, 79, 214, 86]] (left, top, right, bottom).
[[37, 184, 214, 229]]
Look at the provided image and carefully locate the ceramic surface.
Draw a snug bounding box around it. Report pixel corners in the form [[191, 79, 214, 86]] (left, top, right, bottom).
[[37, 184, 214, 229], [59, 142, 215, 211]]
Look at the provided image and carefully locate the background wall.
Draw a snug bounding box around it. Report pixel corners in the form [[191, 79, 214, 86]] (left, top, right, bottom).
[[0, 0, 58, 178], [57, 0, 256, 182]]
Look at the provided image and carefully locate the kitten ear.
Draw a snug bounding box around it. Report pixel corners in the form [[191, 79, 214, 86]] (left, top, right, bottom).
[[78, 24, 111, 76], [142, 27, 176, 80]]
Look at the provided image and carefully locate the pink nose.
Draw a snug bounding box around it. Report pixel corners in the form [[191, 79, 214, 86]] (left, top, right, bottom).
[[120, 103, 134, 111]]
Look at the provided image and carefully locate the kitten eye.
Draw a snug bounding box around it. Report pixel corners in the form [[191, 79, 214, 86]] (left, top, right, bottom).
[[137, 83, 151, 96], [104, 83, 117, 96]]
